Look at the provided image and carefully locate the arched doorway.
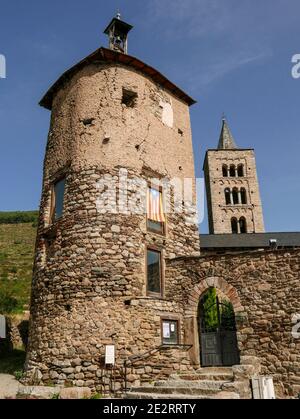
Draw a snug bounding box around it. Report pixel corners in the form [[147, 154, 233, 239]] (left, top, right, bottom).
[[198, 288, 240, 367]]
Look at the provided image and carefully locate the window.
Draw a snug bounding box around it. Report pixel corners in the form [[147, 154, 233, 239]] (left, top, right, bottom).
[[225, 188, 231, 205], [222, 165, 228, 177], [240, 217, 247, 234], [231, 218, 238, 234], [51, 178, 66, 222], [162, 320, 179, 345], [241, 188, 247, 205], [232, 188, 239, 205], [237, 164, 244, 177], [147, 249, 162, 295], [147, 186, 165, 234], [230, 165, 236, 177], [122, 88, 138, 108]]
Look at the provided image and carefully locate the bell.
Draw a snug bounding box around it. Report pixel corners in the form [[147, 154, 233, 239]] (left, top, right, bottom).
[[115, 36, 122, 45]]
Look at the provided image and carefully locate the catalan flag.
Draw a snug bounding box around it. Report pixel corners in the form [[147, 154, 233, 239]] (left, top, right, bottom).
[[147, 187, 165, 223]]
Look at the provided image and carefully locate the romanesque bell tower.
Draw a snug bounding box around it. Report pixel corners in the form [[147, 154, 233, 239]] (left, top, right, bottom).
[[204, 118, 265, 234]]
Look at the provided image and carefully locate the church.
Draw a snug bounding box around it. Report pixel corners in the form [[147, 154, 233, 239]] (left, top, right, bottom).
[[24, 15, 300, 399]]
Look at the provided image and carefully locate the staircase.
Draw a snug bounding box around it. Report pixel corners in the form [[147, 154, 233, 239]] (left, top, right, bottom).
[[124, 367, 240, 399]]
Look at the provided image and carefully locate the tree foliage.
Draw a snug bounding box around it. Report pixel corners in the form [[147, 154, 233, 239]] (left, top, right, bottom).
[[0, 211, 38, 225], [201, 288, 235, 332]]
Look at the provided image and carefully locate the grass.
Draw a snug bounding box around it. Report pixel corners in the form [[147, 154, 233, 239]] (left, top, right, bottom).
[[90, 393, 103, 399], [0, 223, 36, 314], [0, 349, 26, 375]]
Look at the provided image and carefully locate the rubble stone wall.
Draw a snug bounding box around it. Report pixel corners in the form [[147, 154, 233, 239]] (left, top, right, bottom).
[[167, 249, 300, 399]]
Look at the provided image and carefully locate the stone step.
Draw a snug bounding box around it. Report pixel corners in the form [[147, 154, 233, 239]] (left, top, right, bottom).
[[154, 380, 230, 390], [171, 373, 234, 382], [125, 391, 240, 400], [170, 367, 234, 382], [196, 367, 234, 374], [130, 386, 228, 396]]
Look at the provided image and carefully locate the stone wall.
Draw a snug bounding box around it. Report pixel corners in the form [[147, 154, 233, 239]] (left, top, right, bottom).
[[25, 60, 200, 392], [26, 241, 300, 398], [166, 248, 300, 398]]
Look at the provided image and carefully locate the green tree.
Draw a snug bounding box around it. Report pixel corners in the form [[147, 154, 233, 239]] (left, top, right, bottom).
[[202, 288, 218, 332], [220, 300, 235, 331]]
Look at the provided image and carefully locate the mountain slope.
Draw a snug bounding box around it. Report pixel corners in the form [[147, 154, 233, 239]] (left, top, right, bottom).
[[0, 219, 37, 314]]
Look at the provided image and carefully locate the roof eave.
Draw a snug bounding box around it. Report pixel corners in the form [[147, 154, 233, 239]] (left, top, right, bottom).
[[39, 47, 197, 110]]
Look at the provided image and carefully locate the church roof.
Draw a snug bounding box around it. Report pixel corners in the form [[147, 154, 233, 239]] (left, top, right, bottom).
[[218, 118, 237, 150], [200, 232, 300, 250], [39, 47, 196, 110]]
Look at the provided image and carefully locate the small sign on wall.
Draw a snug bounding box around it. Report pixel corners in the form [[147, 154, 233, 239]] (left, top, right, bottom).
[[0, 315, 6, 339], [105, 345, 115, 365]]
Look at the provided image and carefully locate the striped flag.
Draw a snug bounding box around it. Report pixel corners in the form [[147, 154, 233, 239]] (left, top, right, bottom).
[[147, 188, 165, 223]]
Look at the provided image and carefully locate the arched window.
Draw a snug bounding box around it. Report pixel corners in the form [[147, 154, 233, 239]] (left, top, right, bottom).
[[240, 188, 247, 205], [237, 164, 244, 177], [232, 188, 239, 205], [222, 165, 228, 177], [230, 165, 236, 177], [239, 217, 247, 234], [225, 188, 231, 205], [231, 218, 238, 234]]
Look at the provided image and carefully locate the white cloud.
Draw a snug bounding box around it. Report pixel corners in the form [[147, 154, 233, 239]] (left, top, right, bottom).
[[149, 0, 230, 39], [146, 0, 280, 88], [195, 49, 273, 87]]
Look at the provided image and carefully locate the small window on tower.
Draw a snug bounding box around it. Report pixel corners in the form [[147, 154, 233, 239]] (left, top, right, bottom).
[[122, 88, 138, 108], [241, 188, 247, 205], [147, 249, 162, 296], [237, 164, 244, 177], [240, 217, 247, 234], [225, 188, 231, 205], [231, 218, 238, 234], [147, 186, 165, 234], [232, 188, 239, 205], [230, 165, 236, 177], [50, 177, 66, 223], [222, 165, 228, 177]]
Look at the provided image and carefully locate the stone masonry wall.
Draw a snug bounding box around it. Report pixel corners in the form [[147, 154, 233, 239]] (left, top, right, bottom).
[[25, 61, 200, 391], [166, 248, 300, 398]]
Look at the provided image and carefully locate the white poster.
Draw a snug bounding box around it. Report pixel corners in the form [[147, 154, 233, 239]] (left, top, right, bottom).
[[0, 315, 6, 339], [105, 345, 115, 365], [170, 323, 175, 333], [163, 323, 170, 338]]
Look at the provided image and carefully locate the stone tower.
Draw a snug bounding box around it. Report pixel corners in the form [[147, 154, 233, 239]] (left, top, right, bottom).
[[25, 15, 200, 389], [204, 118, 265, 234]]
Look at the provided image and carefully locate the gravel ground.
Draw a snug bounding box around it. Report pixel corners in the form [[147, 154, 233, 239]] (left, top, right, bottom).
[[0, 374, 23, 399]]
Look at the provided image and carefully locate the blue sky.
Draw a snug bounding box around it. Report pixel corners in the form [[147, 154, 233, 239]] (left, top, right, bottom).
[[0, 0, 300, 233]]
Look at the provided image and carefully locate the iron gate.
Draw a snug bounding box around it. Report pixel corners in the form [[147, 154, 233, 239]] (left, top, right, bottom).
[[199, 296, 240, 367]]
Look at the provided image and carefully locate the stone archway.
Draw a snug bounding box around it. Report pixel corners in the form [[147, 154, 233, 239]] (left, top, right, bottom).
[[184, 277, 246, 366]]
